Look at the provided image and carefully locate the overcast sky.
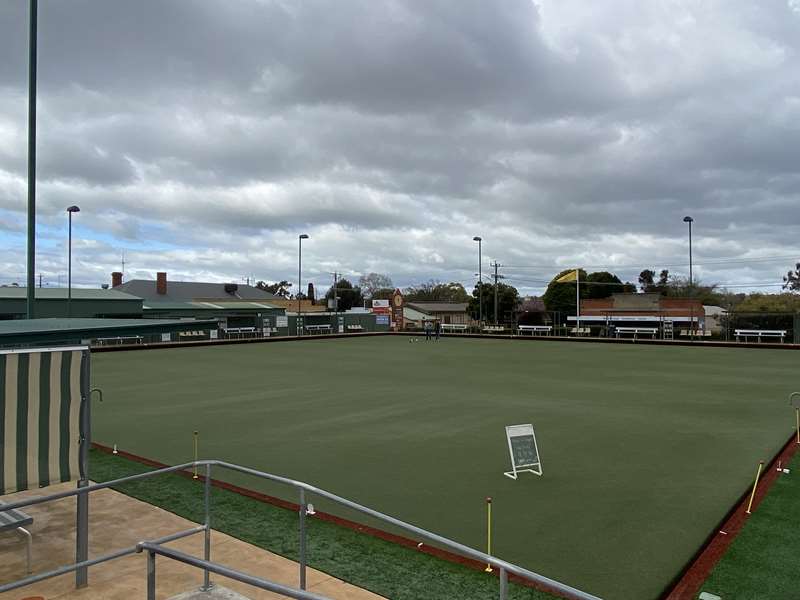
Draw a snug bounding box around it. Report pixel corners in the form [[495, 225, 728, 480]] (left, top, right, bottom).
[[1, 0, 799, 296]]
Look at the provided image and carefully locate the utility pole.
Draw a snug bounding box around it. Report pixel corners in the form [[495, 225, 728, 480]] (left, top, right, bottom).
[[326, 272, 339, 311], [332, 271, 339, 331], [490, 261, 505, 325], [38, 274, 42, 288]]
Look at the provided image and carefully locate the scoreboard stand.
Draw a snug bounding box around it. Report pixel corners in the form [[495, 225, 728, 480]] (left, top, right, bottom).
[[504, 424, 543, 479]]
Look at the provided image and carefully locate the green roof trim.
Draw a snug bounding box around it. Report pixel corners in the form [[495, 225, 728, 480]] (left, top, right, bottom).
[[0, 318, 217, 337], [0, 288, 141, 301], [143, 301, 281, 311]]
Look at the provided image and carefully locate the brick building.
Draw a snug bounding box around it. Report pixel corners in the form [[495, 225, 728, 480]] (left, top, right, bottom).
[[572, 293, 706, 336]]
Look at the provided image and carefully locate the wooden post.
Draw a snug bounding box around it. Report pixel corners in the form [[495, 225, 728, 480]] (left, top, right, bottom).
[[745, 461, 764, 514]]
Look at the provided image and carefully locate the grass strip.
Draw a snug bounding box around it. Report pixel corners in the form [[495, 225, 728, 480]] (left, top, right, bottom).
[[697, 450, 800, 600], [89, 448, 557, 600]]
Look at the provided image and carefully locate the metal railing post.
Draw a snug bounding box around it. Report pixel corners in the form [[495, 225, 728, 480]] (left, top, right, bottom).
[[201, 462, 213, 591], [499, 567, 508, 600], [299, 488, 307, 590], [146, 550, 156, 600], [75, 481, 89, 587]]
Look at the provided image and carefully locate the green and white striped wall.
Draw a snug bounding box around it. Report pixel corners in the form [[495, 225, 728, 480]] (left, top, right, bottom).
[[1, 347, 88, 496]]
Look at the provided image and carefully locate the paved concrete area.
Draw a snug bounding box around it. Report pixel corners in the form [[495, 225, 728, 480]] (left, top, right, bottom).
[[0, 482, 384, 600], [169, 586, 252, 600]]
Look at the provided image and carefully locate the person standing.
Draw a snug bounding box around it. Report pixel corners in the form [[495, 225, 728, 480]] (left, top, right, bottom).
[[434, 320, 441, 341], [425, 320, 432, 341]]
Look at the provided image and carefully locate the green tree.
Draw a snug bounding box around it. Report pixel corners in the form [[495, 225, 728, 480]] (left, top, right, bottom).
[[637, 269, 671, 295], [638, 269, 655, 292], [370, 288, 395, 300], [404, 281, 469, 303], [468, 282, 520, 323], [325, 279, 363, 311], [661, 276, 721, 304], [656, 269, 670, 293], [585, 271, 625, 299], [783, 263, 800, 292], [358, 273, 394, 298], [735, 293, 800, 313], [542, 269, 588, 317]]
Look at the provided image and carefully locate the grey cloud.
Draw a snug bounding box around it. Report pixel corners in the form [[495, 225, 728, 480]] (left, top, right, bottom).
[[0, 0, 798, 295]]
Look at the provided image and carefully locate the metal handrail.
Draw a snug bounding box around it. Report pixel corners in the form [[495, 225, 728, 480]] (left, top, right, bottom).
[[0, 525, 205, 594], [210, 460, 602, 600], [136, 542, 330, 600], [1, 458, 603, 600]]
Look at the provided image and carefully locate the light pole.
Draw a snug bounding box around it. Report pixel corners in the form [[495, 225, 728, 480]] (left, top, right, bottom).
[[683, 216, 694, 340], [473, 236, 482, 329], [26, 0, 38, 318], [683, 216, 693, 286], [67, 205, 80, 318], [297, 234, 309, 336]]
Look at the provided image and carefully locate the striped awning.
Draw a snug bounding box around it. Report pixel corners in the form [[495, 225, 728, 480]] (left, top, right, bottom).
[[1, 347, 88, 496]]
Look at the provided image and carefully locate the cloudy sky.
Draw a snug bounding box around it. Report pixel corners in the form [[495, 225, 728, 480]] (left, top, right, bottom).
[[1, 0, 799, 296]]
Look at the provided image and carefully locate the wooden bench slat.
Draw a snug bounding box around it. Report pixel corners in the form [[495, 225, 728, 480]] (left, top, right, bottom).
[[0, 506, 33, 532]]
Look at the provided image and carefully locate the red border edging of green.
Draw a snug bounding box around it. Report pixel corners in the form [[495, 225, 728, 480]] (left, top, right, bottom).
[[91, 442, 586, 600], [662, 433, 800, 599]]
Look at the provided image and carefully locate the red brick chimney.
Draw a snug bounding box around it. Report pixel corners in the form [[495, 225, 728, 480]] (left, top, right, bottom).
[[156, 272, 167, 295], [111, 272, 123, 288]]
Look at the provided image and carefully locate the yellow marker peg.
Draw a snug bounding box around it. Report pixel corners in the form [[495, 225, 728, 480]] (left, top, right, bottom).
[[485, 497, 493, 573], [193, 431, 199, 480]]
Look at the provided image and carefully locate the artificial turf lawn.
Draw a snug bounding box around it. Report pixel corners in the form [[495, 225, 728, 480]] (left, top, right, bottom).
[[91, 337, 798, 599], [698, 450, 800, 599], [89, 448, 556, 600]]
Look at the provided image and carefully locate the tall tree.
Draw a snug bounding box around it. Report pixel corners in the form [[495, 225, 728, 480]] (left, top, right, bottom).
[[637, 269, 670, 294], [585, 271, 625, 299], [661, 276, 720, 304], [783, 262, 800, 292], [541, 269, 588, 317], [371, 288, 396, 300], [359, 273, 394, 298], [638, 270, 655, 293], [657, 269, 670, 292], [404, 281, 469, 303], [468, 282, 520, 323], [325, 278, 363, 311], [736, 292, 800, 313]]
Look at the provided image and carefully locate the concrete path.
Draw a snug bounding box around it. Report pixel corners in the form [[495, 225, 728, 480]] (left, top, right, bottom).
[[0, 482, 384, 600]]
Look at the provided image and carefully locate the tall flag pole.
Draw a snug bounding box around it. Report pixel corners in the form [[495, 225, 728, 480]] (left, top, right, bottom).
[[576, 269, 580, 332], [556, 269, 581, 332]]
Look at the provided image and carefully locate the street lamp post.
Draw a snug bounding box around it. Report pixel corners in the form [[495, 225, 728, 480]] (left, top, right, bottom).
[[298, 234, 309, 336], [683, 216, 694, 341], [473, 237, 482, 330], [683, 216, 693, 286], [26, 0, 39, 319], [67, 205, 80, 318]]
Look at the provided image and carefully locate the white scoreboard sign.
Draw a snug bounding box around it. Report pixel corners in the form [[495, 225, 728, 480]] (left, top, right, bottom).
[[504, 424, 542, 479]]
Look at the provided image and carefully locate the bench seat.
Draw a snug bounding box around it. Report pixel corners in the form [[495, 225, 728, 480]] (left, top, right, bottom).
[[518, 326, 552, 336], [615, 327, 657, 339], [735, 329, 786, 343], [0, 501, 33, 573]]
